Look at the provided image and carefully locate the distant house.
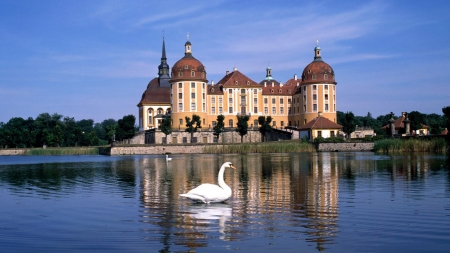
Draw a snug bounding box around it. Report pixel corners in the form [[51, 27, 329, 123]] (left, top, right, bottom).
[[442, 128, 448, 135], [298, 113, 342, 141]]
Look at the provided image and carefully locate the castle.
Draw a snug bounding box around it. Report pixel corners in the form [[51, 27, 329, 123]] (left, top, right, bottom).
[[137, 37, 340, 142]]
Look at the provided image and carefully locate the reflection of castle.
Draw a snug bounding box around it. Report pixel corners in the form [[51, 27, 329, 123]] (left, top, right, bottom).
[[138, 37, 338, 137], [138, 153, 339, 251]]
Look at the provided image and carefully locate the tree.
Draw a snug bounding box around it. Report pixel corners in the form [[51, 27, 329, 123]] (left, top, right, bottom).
[[213, 115, 225, 142], [236, 115, 250, 143], [408, 111, 425, 132], [117, 115, 136, 140], [160, 115, 172, 144], [258, 116, 273, 142], [342, 112, 356, 139], [185, 114, 201, 143]]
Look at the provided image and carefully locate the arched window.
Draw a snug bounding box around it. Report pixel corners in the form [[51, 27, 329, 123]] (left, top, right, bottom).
[[229, 119, 233, 128], [148, 109, 153, 125]]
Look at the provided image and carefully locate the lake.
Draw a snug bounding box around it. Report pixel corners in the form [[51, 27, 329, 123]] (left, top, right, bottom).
[[0, 152, 449, 253]]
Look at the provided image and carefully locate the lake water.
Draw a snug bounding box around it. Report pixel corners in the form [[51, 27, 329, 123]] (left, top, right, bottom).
[[0, 152, 449, 253]]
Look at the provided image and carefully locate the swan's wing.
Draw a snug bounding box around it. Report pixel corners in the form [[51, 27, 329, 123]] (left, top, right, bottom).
[[181, 184, 229, 203]]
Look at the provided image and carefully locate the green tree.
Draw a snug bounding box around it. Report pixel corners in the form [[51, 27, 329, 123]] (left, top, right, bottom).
[[34, 113, 64, 147], [236, 115, 250, 143], [258, 116, 273, 142], [213, 115, 225, 142], [185, 114, 201, 143], [342, 112, 356, 139], [116, 115, 136, 140], [408, 111, 425, 132], [160, 115, 172, 144]]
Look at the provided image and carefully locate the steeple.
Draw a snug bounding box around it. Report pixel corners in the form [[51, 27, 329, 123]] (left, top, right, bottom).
[[158, 36, 171, 87], [314, 39, 322, 61], [264, 65, 274, 81], [185, 32, 192, 56]]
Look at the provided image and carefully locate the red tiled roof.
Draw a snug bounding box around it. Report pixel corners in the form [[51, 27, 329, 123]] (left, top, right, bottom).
[[302, 60, 336, 85], [170, 54, 207, 83], [137, 78, 171, 106], [298, 116, 342, 130], [261, 79, 295, 96], [216, 70, 260, 87]]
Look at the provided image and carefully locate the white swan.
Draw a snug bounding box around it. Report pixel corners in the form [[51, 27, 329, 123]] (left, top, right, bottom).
[[180, 162, 236, 203], [166, 155, 172, 161]]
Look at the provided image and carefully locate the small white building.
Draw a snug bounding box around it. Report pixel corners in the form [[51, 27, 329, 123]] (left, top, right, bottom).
[[298, 113, 343, 142]]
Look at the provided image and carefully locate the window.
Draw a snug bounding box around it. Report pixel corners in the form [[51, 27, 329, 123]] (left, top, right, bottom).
[[157, 108, 162, 114], [241, 89, 245, 94], [191, 92, 195, 99], [325, 104, 329, 111], [179, 119, 183, 125], [272, 98, 275, 104], [203, 103, 205, 111], [219, 97, 222, 104], [264, 107, 268, 114], [212, 107, 216, 114], [288, 99, 291, 104], [280, 107, 284, 114], [219, 107, 223, 114], [229, 89, 232, 94], [191, 71, 195, 77], [272, 107, 276, 114], [312, 74, 316, 80], [212, 97, 215, 103], [202, 83, 205, 89], [324, 74, 328, 80], [264, 98, 268, 104], [254, 106, 258, 113], [313, 94, 317, 100], [254, 89, 257, 94], [272, 121, 276, 127], [191, 102, 195, 110], [178, 71, 182, 77], [313, 85, 317, 90], [254, 98, 257, 104], [178, 93, 182, 99], [325, 85, 328, 90], [303, 95, 306, 101], [288, 107, 292, 114], [229, 107, 233, 113], [179, 103, 183, 111], [203, 93, 205, 99], [254, 120, 258, 127], [229, 98, 233, 104], [178, 83, 182, 88], [318, 131, 322, 137], [229, 120, 233, 127], [331, 131, 335, 137], [212, 121, 217, 127], [191, 82, 196, 88], [303, 105, 306, 112], [241, 106, 246, 114], [303, 86, 306, 92], [280, 98, 284, 104], [313, 104, 317, 111], [281, 121, 284, 127], [325, 94, 328, 100]]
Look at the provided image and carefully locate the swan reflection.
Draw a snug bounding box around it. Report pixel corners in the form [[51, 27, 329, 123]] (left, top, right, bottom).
[[182, 203, 232, 240]]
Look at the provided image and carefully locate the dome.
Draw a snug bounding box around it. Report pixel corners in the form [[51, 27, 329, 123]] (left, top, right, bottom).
[[301, 45, 336, 85], [170, 40, 207, 82]]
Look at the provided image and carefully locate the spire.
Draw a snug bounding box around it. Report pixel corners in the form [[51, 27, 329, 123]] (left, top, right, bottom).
[[185, 32, 192, 56], [314, 39, 322, 61], [158, 35, 170, 87], [264, 65, 274, 81]]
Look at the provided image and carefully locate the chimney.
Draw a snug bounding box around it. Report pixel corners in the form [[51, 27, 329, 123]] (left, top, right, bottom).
[[211, 80, 215, 86], [264, 82, 266, 87], [233, 67, 237, 71], [280, 82, 283, 87], [296, 82, 299, 86], [318, 111, 322, 117], [226, 70, 229, 75], [271, 82, 274, 87], [294, 74, 297, 80]]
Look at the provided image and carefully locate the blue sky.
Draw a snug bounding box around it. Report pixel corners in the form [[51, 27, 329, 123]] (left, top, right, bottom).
[[1, 0, 449, 123]]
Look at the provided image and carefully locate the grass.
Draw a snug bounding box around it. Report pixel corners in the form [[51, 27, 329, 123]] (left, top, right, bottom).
[[203, 140, 315, 154], [25, 147, 100, 155], [373, 138, 447, 153]]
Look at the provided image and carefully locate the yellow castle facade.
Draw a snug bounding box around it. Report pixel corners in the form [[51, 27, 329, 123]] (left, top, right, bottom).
[[137, 38, 337, 132]]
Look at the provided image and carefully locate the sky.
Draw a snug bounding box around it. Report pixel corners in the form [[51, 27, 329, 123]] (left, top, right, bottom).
[[1, 0, 449, 124]]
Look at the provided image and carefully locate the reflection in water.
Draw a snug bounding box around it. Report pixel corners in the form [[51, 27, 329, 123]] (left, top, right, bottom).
[[0, 153, 448, 252]]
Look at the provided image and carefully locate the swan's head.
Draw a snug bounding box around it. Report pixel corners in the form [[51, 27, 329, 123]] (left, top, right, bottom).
[[224, 162, 236, 170]]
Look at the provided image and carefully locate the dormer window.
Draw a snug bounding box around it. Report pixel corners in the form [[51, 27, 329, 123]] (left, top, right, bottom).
[[288, 89, 291, 94], [191, 71, 195, 77], [235, 81, 238, 85], [312, 74, 316, 80], [211, 88, 215, 92], [271, 89, 274, 93], [178, 71, 183, 77], [184, 65, 189, 69], [201, 72, 205, 78], [246, 81, 250, 85], [324, 74, 328, 80], [279, 89, 282, 93]]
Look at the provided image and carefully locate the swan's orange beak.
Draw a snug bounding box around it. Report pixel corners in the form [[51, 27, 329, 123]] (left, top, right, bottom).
[[230, 165, 237, 170]]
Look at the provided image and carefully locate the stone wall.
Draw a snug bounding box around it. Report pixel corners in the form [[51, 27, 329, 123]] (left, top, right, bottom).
[[0, 149, 26, 155], [105, 145, 208, 155], [317, 142, 374, 152]]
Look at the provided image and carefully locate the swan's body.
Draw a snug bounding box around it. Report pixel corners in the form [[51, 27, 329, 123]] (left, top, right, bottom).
[[166, 155, 172, 161], [180, 162, 236, 203]]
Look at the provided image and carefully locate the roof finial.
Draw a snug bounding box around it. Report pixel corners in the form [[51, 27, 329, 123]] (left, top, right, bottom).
[[316, 39, 319, 47], [187, 32, 190, 41], [162, 30, 165, 38]]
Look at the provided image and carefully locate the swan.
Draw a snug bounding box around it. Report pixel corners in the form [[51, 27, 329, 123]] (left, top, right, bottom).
[[180, 162, 236, 203], [166, 155, 172, 161]]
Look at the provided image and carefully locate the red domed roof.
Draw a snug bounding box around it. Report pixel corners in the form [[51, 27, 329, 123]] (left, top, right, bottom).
[[301, 46, 336, 85], [170, 40, 207, 82]]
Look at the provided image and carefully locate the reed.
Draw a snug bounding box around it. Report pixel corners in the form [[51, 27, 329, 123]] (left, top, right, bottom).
[[203, 141, 315, 154], [373, 138, 446, 153], [25, 147, 100, 155]]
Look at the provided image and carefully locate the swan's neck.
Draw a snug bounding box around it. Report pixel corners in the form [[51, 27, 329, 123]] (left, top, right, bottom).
[[218, 164, 231, 193]]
